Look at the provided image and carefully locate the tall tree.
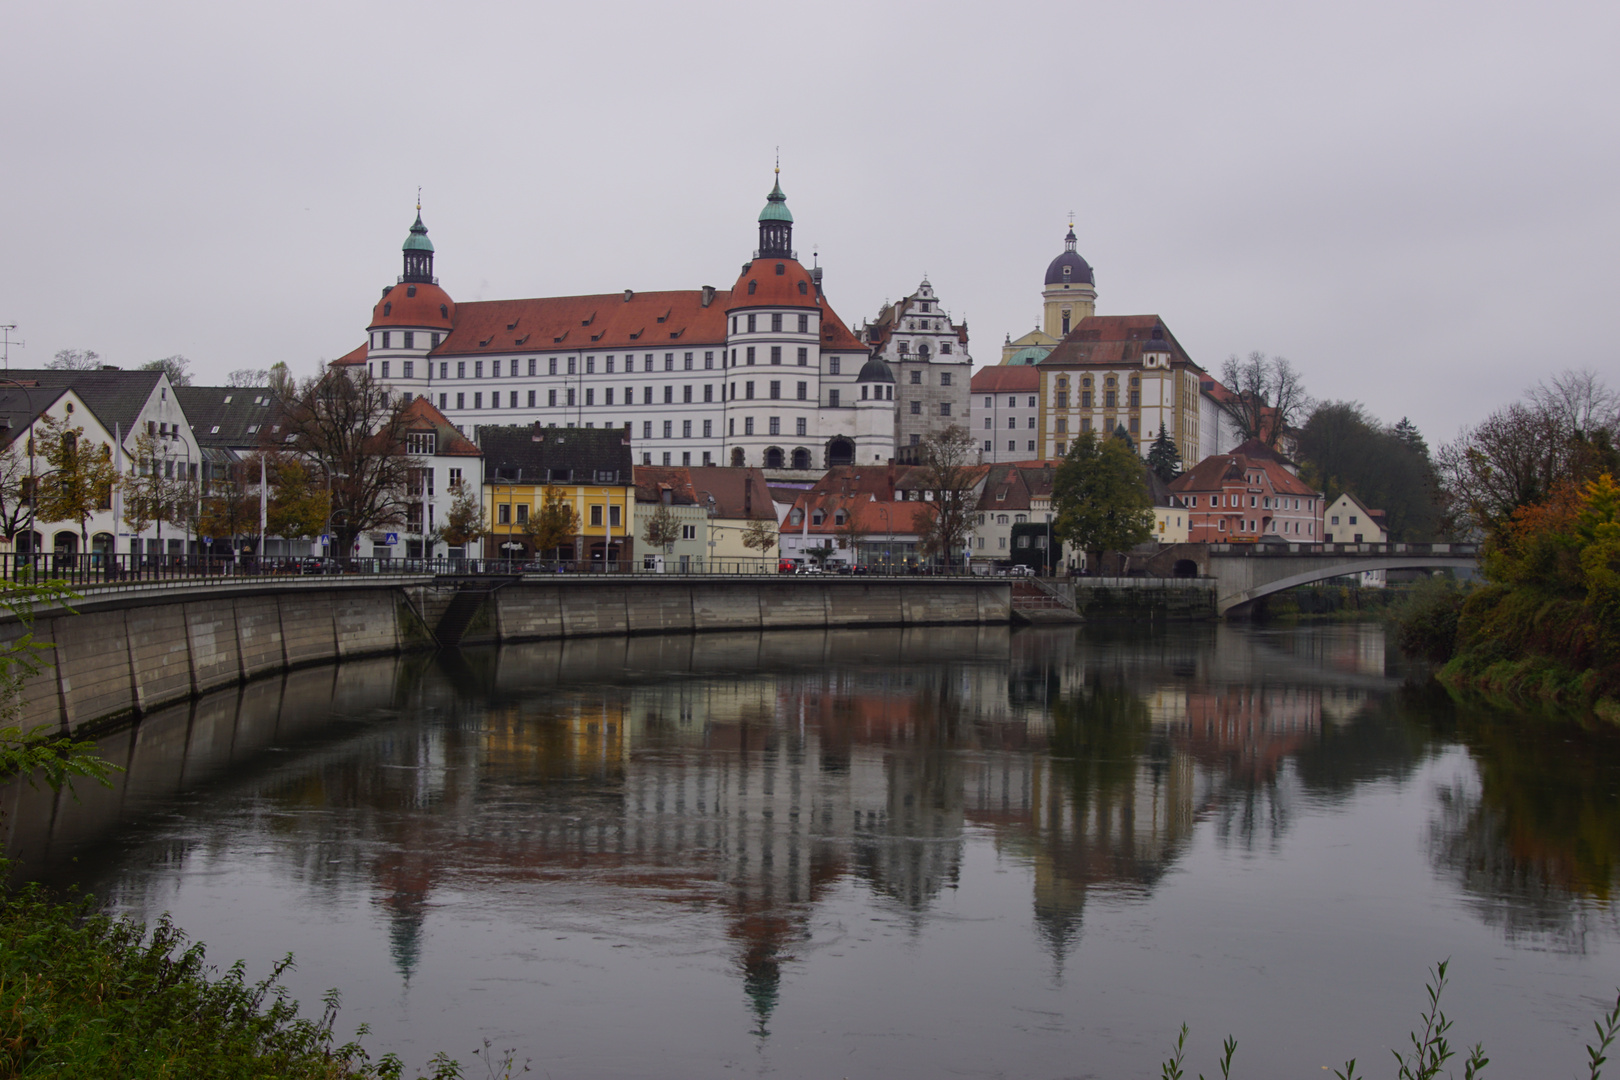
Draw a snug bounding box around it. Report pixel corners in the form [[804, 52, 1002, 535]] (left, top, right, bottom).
[[49, 349, 101, 371], [35, 415, 116, 553], [226, 368, 269, 388], [913, 424, 981, 566], [1146, 424, 1181, 483], [1435, 371, 1618, 542], [277, 371, 412, 558], [118, 431, 188, 552], [265, 455, 329, 542], [1051, 430, 1154, 565], [1295, 401, 1440, 541], [1218, 351, 1312, 450], [139, 355, 191, 387], [0, 440, 38, 550]]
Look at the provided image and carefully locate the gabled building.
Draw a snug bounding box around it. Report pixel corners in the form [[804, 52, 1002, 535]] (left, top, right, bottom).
[[970, 462, 1056, 562], [1323, 491, 1388, 586], [343, 174, 897, 474], [477, 424, 634, 565], [0, 383, 116, 559], [970, 366, 1041, 462], [9, 367, 203, 559], [854, 278, 971, 452], [632, 466, 708, 571], [683, 466, 778, 563], [1168, 440, 1322, 543], [396, 397, 482, 559]]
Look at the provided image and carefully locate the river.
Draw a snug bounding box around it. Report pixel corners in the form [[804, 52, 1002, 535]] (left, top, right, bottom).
[[5, 623, 1618, 1079]]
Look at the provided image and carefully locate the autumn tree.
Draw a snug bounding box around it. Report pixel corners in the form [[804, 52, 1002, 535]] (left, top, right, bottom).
[[1218, 352, 1312, 451], [523, 486, 577, 558], [35, 415, 117, 553], [196, 456, 260, 551], [119, 431, 190, 552], [441, 479, 484, 552], [913, 424, 982, 566], [741, 517, 778, 560], [266, 455, 329, 542], [1435, 370, 1619, 542], [277, 371, 412, 558], [227, 368, 269, 388], [1051, 430, 1154, 567], [641, 503, 681, 550], [0, 439, 38, 550]]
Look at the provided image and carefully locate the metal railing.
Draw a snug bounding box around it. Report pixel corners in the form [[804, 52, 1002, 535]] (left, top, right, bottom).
[[1205, 542, 1480, 557], [0, 553, 999, 590]]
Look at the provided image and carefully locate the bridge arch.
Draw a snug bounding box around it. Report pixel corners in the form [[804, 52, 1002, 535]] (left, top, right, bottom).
[[1216, 555, 1475, 616]]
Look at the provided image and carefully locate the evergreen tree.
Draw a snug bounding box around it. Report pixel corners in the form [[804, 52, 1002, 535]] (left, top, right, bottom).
[[1146, 424, 1181, 482]]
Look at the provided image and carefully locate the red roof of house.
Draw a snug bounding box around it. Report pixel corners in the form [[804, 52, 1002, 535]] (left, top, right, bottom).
[[399, 395, 482, 456], [1169, 451, 1318, 498], [970, 365, 1040, 393], [333, 342, 367, 367]]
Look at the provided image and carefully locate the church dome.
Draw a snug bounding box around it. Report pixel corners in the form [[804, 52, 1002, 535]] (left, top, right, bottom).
[[1044, 226, 1094, 286], [857, 356, 895, 383]]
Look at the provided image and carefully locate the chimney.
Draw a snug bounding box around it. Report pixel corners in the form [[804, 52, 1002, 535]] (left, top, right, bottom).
[[623, 289, 634, 302], [700, 285, 715, 307]]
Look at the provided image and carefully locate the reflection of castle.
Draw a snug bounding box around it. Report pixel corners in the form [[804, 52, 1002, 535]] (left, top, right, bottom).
[[23, 622, 1430, 1036]]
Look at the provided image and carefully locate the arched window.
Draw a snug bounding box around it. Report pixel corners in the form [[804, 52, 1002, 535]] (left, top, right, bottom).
[[764, 447, 784, 469], [791, 448, 811, 469]]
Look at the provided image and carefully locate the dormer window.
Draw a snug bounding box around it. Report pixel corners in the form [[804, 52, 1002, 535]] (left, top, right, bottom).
[[789, 509, 803, 526], [383, 303, 391, 316], [812, 510, 825, 525], [747, 281, 757, 295]]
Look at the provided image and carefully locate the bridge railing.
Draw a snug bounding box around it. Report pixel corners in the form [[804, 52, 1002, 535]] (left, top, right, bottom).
[[0, 553, 998, 591], [1205, 542, 1479, 557]]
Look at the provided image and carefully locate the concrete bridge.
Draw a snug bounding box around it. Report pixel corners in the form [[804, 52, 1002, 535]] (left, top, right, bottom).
[[1182, 542, 1480, 616]]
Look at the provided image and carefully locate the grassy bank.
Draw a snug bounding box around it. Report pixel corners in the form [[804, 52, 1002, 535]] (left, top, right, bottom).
[[0, 881, 464, 1079]]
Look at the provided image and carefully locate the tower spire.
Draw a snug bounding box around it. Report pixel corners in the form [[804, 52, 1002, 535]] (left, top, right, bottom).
[[756, 162, 794, 259], [401, 201, 435, 284]]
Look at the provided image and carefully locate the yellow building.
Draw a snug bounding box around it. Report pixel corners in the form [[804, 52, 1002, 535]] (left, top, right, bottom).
[[479, 425, 635, 566]]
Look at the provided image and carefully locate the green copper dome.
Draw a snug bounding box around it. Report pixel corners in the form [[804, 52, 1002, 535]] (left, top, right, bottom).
[[758, 173, 793, 224], [403, 212, 435, 253]]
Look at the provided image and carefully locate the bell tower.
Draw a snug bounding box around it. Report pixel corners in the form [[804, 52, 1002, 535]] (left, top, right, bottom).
[[755, 169, 794, 259], [401, 203, 436, 284], [1042, 221, 1096, 339]]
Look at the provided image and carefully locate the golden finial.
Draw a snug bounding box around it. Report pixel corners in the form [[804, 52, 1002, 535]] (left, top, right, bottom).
[[775, 146, 780, 175], [416, 186, 422, 214]]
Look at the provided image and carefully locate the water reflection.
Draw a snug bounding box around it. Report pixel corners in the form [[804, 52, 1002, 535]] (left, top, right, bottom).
[[4, 622, 1618, 1076]]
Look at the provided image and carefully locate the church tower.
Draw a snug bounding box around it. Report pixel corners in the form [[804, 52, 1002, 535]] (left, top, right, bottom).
[[1041, 223, 1096, 338]]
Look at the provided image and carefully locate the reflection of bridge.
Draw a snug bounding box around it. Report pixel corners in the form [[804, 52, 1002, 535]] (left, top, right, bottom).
[[1197, 542, 1479, 616]]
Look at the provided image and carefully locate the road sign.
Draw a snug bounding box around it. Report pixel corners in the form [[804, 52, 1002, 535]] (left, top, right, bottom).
[[320, 534, 330, 545], [384, 533, 399, 545]]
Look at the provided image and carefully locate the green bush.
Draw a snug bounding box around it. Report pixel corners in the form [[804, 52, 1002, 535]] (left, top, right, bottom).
[[1393, 576, 1465, 664], [0, 883, 466, 1079]]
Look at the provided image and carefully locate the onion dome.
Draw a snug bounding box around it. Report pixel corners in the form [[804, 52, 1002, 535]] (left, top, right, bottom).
[[1044, 225, 1094, 286], [857, 356, 895, 383], [759, 173, 793, 224], [403, 212, 434, 253], [756, 168, 794, 258]]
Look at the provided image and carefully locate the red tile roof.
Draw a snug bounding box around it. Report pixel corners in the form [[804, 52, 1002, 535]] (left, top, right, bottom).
[[970, 365, 1040, 393], [399, 395, 482, 456], [370, 281, 456, 330], [726, 258, 822, 313], [333, 342, 367, 367], [1037, 315, 1200, 371]]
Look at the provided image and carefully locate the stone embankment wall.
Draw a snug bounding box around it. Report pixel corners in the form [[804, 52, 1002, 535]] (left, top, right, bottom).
[[7, 577, 1011, 732]]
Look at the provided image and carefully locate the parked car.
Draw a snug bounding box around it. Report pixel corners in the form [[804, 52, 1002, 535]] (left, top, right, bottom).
[[794, 564, 823, 575], [1006, 564, 1036, 577], [778, 559, 797, 574]]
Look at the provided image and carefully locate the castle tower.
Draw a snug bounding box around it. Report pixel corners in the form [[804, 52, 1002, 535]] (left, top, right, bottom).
[[1041, 224, 1096, 339], [367, 205, 455, 395]]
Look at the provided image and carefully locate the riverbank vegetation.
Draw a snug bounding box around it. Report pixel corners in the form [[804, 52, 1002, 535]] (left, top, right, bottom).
[[1391, 371, 1620, 717]]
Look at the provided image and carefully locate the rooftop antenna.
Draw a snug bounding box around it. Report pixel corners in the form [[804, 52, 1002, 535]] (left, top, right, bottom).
[[0, 325, 20, 373]]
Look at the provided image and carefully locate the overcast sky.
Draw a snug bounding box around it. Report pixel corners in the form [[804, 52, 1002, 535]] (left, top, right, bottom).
[[4, 1, 1615, 448]]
